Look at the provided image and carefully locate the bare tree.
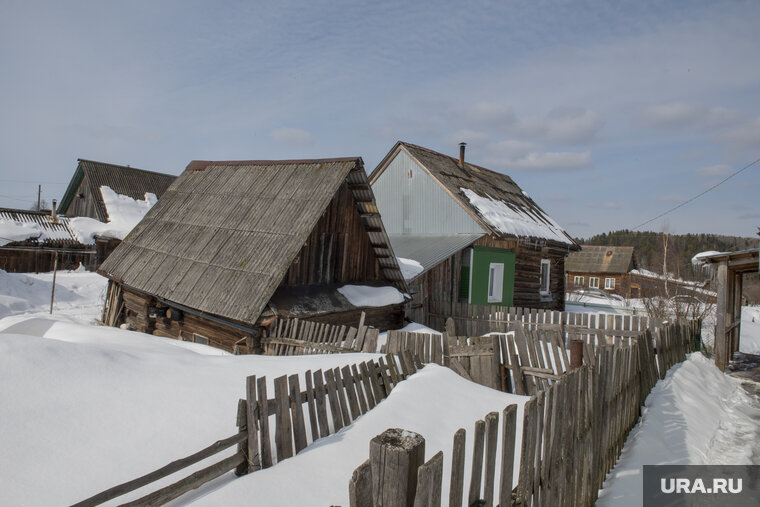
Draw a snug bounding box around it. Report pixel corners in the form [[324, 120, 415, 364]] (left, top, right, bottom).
[[29, 199, 49, 211]]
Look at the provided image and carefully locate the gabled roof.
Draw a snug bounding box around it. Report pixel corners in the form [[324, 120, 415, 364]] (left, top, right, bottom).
[[565, 245, 636, 274], [60, 159, 177, 221], [99, 158, 405, 325], [370, 142, 578, 248], [0, 208, 83, 247]]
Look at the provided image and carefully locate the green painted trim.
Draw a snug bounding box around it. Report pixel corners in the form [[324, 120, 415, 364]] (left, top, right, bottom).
[[59, 164, 84, 214], [470, 245, 515, 305]]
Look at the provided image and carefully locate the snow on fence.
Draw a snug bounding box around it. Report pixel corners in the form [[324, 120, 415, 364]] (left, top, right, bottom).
[[262, 312, 380, 355], [73, 353, 420, 507], [349, 321, 699, 506]]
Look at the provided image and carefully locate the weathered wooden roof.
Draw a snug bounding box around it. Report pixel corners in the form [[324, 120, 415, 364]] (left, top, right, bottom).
[[565, 245, 636, 274], [0, 208, 84, 247], [370, 142, 578, 248], [60, 159, 177, 221], [99, 158, 405, 325]]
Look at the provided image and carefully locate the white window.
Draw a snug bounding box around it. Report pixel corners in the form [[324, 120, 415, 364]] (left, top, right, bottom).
[[589, 277, 600, 289], [193, 333, 209, 345], [487, 262, 504, 303], [605, 277, 615, 290], [573, 275, 584, 285], [540, 259, 551, 295]]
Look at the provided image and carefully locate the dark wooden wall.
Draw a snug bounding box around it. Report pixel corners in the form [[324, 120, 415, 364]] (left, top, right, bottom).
[[63, 177, 100, 219], [565, 271, 633, 298], [407, 235, 569, 322], [282, 182, 383, 286], [0, 248, 93, 273]]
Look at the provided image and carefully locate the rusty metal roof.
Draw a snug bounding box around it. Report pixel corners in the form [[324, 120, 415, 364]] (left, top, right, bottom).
[[565, 245, 636, 274], [99, 158, 406, 325]]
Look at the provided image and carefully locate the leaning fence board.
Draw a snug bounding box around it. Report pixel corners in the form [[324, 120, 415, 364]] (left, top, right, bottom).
[[468, 419, 486, 506]]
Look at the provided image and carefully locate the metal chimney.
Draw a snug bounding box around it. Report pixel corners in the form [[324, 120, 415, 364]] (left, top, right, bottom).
[[51, 199, 57, 221], [459, 142, 466, 167]]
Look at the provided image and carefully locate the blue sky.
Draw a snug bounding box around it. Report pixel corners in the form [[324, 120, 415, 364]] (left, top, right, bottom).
[[1, 0, 758, 238]]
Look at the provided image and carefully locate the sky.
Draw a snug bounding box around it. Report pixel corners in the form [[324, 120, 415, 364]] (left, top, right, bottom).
[[1, 0, 759, 239]]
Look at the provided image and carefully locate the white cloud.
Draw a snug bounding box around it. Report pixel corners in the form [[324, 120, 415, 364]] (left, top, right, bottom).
[[544, 107, 603, 144], [641, 102, 742, 129], [696, 164, 732, 178], [486, 149, 592, 172], [269, 127, 314, 146]]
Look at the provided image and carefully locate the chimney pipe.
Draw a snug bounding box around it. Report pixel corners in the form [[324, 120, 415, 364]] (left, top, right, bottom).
[[459, 142, 466, 167], [51, 199, 57, 221]]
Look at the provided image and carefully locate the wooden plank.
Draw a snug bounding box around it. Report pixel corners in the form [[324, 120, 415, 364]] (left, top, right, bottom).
[[257, 377, 273, 468], [245, 375, 261, 472], [323, 368, 344, 432], [304, 370, 319, 443], [341, 365, 361, 420], [366, 360, 385, 402], [468, 419, 486, 506], [349, 460, 373, 507], [358, 362, 377, 409], [413, 451, 443, 507], [288, 374, 308, 454], [313, 370, 330, 438], [516, 397, 536, 505], [377, 357, 393, 396], [333, 367, 352, 426], [273, 375, 293, 461], [351, 364, 369, 415], [483, 411, 499, 507], [499, 404, 517, 507], [449, 428, 466, 507], [385, 354, 400, 386]]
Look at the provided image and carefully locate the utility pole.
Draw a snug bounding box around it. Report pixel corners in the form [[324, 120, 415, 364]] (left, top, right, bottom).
[[37, 184, 41, 210]]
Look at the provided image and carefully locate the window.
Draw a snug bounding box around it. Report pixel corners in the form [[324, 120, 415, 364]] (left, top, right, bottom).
[[540, 259, 551, 295], [605, 277, 615, 290], [573, 275, 584, 285], [487, 262, 504, 303], [589, 277, 600, 289], [193, 333, 209, 345]]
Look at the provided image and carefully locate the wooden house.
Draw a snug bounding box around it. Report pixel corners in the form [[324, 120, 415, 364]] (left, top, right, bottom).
[[59, 159, 177, 265], [0, 207, 93, 272], [98, 158, 407, 353], [565, 245, 638, 298], [369, 142, 579, 320]]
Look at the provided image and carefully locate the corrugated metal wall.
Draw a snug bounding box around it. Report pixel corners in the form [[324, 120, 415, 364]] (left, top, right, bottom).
[[372, 150, 486, 235]]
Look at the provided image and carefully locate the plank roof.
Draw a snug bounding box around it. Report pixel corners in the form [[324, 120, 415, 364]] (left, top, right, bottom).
[[99, 158, 405, 325], [370, 142, 578, 248], [60, 159, 177, 221], [565, 245, 636, 274]]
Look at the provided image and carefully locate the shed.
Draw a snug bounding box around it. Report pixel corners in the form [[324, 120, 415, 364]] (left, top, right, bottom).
[[59, 158, 177, 222], [0, 207, 94, 272], [699, 248, 759, 371], [565, 245, 638, 297], [98, 157, 407, 353], [370, 141, 579, 322]]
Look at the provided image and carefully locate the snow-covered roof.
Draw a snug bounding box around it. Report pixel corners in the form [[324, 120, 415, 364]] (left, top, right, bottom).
[[0, 208, 82, 247], [67, 186, 157, 244]]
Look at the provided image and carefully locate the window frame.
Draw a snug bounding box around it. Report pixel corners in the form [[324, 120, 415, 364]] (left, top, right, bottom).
[[539, 258, 551, 296], [589, 277, 600, 289], [605, 277, 615, 290]]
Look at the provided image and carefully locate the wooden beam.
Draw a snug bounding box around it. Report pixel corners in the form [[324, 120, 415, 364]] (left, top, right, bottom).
[[714, 261, 729, 371]]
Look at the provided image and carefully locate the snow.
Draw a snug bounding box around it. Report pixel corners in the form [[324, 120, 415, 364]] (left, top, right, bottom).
[[68, 186, 157, 244], [397, 256, 424, 280], [740, 306, 760, 354], [338, 284, 407, 307], [691, 250, 721, 266], [460, 188, 573, 245], [597, 352, 760, 506], [0, 219, 46, 245]]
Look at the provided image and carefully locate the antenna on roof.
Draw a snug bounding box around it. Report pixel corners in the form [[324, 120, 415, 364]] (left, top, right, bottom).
[[459, 142, 466, 167]]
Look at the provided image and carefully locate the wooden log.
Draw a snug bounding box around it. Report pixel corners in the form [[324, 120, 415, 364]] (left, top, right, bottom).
[[313, 370, 330, 438], [483, 411, 499, 507], [349, 460, 373, 507], [413, 451, 443, 507], [468, 419, 486, 506], [246, 375, 261, 472], [370, 428, 426, 507], [257, 377, 273, 468], [449, 428, 466, 507], [288, 374, 308, 454], [499, 405, 517, 507]]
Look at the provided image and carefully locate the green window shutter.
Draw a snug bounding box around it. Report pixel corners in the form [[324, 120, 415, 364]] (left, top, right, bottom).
[[459, 266, 470, 300]]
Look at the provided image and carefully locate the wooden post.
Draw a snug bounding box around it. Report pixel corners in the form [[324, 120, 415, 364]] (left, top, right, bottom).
[[714, 261, 728, 371], [413, 451, 443, 507], [449, 428, 466, 507], [350, 460, 373, 507], [49, 251, 58, 314], [370, 428, 425, 507], [569, 339, 584, 369]]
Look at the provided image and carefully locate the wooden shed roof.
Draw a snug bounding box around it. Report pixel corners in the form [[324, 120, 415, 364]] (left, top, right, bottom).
[[565, 245, 636, 274], [0, 208, 83, 247], [60, 159, 177, 221], [98, 158, 405, 325], [370, 142, 578, 248]]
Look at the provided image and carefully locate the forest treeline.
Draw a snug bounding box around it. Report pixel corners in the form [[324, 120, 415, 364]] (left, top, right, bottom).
[[578, 230, 757, 281]]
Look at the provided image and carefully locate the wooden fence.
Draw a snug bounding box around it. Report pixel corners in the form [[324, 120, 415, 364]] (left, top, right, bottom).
[[349, 320, 698, 506], [260, 312, 379, 355], [74, 352, 423, 507]]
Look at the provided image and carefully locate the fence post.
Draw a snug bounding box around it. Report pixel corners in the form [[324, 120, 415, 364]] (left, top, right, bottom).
[[350, 460, 373, 507], [370, 428, 426, 507]]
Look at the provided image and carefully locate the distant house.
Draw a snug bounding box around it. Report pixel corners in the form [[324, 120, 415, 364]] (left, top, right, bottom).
[[0, 207, 93, 272], [370, 141, 579, 320], [59, 159, 177, 264], [565, 245, 638, 298], [98, 158, 407, 353]]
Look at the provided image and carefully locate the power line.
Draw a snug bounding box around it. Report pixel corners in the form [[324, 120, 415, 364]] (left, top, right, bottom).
[[632, 156, 760, 231]]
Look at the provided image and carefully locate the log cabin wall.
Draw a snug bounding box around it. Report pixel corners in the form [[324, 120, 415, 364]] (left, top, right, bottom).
[[282, 181, 383, 286], [565, 271, 632, 298], [0, 248, 93, 273]]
